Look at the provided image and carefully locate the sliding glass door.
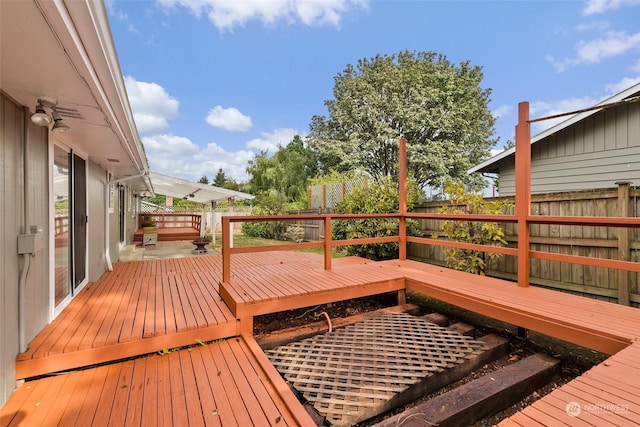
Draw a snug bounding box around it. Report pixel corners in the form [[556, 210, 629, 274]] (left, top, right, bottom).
[[53, 146, 87, 310]]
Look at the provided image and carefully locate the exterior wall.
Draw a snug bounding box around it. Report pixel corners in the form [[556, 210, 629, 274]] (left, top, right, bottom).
[[1, 93, 22, 407], [1, 94, 49, 406], [497, 101, 640, 196], [108, 186, 121, 262], [87, 160, 107, 282]]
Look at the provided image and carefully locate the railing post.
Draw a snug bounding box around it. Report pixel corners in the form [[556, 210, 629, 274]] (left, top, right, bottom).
[[222, 216, 231, 283], [324, 215, 332, 271], [617, 181, 631, 305], [515, 102, 531, 287], [399, 137, 408, 260]]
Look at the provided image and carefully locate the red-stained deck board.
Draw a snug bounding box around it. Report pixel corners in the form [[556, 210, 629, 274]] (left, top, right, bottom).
[[10, 251, 640, 426], [5, 337, 304, 426], [4, 338, 313, 427], [16, 257, 237, 379]]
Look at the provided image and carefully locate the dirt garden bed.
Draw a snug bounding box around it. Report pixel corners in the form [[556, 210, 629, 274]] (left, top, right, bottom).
[[253, 291, 607, 426]]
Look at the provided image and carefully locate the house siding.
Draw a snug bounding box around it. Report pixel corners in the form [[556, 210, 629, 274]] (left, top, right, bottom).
[[87, 160, 107, 282], [497, 102, 640, 196], [1, 94, 21, 406], [0, 94, 49, 405]]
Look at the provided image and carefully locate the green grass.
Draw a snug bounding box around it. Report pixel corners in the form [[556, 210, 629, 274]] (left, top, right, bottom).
[[211, 232, 344, 258]]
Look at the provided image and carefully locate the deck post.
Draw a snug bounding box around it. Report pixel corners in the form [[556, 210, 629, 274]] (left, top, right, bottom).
[[399, 137, 408, 260], [515, 102, 531, 287], [324, 215, 332, 270], [617, 181, 631, 305], [222, 216, 231, 283]]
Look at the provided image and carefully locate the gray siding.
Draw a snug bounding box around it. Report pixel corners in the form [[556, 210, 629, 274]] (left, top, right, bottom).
[[497, 102, 640, 196], [1, 94, 21, 406], [88, 160, 107, 282], [1, 94, 49, 405]]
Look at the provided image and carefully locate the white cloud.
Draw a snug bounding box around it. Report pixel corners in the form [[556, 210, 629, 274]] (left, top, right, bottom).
[[492, 104, 512, 120], [206, 106, 253, 131], [547, 31, 640, 72], [530, 96, 598, 133], [246, 128, 299, 153], [583, 0, 640, 15], [142, 133, 256, 182], [575, 20, 611, 32], [631, 59, 640, 73], [125, 76, 179, 133], [604, 75, 640, 93], [156, 0, 368, 32]]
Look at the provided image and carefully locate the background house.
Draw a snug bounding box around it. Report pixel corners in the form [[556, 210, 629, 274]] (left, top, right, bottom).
[[0, 0, 151, 406], [470, 82, 640, 196]]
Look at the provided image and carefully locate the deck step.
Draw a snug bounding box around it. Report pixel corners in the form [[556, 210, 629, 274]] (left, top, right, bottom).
[[266, 312, 509, 426], [374, 353, 561, 427]]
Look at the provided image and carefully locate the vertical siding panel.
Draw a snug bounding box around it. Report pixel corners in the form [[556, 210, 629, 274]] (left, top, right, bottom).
[[604, 108, 617, 151], [567, 122, 579, 156], [1, 95, 22, 406], [629, 102, 640, 147], [88, 161, 106, 282], [594, 113, 606, 152], [616, 105, 628, 149], [576, 119, 587, 154], [24, 122, 50, 342]]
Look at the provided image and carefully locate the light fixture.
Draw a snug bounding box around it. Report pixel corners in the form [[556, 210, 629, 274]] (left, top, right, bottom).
[[30, 98, 71, 132], [51, 109, 70, 133], [30, 102, 52, 126]]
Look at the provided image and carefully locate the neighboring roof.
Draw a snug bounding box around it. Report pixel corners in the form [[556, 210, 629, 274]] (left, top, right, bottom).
[[469, 81, 640, 174], [0, 0, 151, 193], [148, 172, 254, 203]]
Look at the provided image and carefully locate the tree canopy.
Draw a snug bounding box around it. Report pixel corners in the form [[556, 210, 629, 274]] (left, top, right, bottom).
[[245, 135, 318, 204], [308, 50, 497, 189]]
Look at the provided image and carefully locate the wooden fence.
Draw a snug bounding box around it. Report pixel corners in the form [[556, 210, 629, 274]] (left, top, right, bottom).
[[408, 184, 640, 307]]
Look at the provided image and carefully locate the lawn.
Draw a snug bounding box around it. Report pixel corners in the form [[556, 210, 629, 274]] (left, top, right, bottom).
[[212, 231, 345, 257]]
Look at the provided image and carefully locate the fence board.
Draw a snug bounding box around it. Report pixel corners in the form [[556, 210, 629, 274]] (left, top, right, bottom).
[[410, 186, 640, 306]]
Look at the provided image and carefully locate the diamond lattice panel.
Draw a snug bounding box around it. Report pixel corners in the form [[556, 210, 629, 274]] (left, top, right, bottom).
[[266, 312, 485, 426]]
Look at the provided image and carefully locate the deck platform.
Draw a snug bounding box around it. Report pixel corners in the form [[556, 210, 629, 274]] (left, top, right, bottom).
[[3, 251, 640, 426], [133, 226, 200, 242]]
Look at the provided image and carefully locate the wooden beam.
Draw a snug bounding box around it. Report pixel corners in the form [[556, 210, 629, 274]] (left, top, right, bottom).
[[515, 101, 531, 287], [375, 353, 560, 427], [617, 181, 631, 305]]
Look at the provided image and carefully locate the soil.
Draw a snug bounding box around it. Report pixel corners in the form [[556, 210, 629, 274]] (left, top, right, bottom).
[[253, 291, 608, 427]]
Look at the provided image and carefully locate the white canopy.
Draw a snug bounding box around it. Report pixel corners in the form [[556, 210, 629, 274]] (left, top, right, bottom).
[[148, 172, 254, 204]]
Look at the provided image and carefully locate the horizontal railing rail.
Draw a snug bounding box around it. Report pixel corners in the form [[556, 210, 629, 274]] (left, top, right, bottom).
[[220, 211, 640, 290], [138, 213, 202, 231]]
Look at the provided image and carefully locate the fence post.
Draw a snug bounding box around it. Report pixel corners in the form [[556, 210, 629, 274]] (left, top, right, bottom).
[[222, 216, 231, 283], [617, 181, 631, 305], [399, 138, 407, 260], [324, 216, 332, 271], [515, 102, 531, 287], [322, 184, 326, 211]]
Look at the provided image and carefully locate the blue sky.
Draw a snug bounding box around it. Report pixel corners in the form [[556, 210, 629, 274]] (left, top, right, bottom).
[[107, 0, 640, 183]]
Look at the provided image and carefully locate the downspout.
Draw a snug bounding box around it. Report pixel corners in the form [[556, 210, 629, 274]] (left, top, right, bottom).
[[18, 106, 31, 353]]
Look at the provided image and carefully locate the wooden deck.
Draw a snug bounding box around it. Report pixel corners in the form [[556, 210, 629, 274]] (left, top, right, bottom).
[[16, 256, 237, 379], [2, 336, 313, 426], [133, 226, 200, 242], [3, 251, 640, 426]]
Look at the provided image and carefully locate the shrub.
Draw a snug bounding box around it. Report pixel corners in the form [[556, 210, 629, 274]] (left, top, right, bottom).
[[439, 182, 511, 275], [332, 176, 422, 260]]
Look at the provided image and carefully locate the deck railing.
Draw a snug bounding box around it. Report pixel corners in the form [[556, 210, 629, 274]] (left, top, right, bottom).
[[220, 102, 640, 305], [138, 213, 201, 231]]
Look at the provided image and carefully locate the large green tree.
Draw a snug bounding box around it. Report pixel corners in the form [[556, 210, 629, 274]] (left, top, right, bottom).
[[245, 135, 318, 203], [308, 51, 497, 189]]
